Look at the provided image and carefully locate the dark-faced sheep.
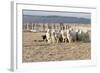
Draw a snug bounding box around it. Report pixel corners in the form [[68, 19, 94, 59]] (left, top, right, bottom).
[[41, 35, 47, 42]]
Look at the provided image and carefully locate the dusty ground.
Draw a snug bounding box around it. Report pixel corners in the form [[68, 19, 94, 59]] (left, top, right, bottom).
[[22, 32, 91, 62]]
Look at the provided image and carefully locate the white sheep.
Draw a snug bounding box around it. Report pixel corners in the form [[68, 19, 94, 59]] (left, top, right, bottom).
[[61, 30, 67, 43], [51, 29, 56, 43], [66, 29, 72, 43], [46, 29, 52, 43], [55, 30, 62, 43]]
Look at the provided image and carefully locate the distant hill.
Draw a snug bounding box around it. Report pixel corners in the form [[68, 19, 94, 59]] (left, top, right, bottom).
[[23, 15, 91, 24]]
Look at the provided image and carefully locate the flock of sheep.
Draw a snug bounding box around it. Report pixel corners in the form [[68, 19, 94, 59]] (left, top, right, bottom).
[[44, 28, 91, 43]]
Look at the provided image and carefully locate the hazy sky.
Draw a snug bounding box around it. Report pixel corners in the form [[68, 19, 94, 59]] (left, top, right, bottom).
[[23, 10, 91, 19]]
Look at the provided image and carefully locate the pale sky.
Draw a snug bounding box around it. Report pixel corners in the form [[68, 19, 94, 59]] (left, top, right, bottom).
[[23, 10, 91, 19]]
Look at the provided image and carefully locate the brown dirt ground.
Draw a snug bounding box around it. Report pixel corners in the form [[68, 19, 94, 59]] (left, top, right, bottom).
[[22, 32, 91, 62]]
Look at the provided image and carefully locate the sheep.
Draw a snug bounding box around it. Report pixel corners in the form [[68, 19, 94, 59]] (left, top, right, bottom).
[[77, 29, 88, 42], [41, 35, 47, 42], [70, 29, 77, 42], [61, 30, 67, 43], [84, 30, 91, 42], [55, 30, 63, 43], [77, 30, 82, 41], [75, 29, 80, 41], [66, 29, 72, 43], [46, 29, 52, 43], [87, 30, 91, 42], [51, 29, 56, 43]]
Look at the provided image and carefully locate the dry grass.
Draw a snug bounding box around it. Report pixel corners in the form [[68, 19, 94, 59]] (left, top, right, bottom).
[[22, 32, 91, 62]]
